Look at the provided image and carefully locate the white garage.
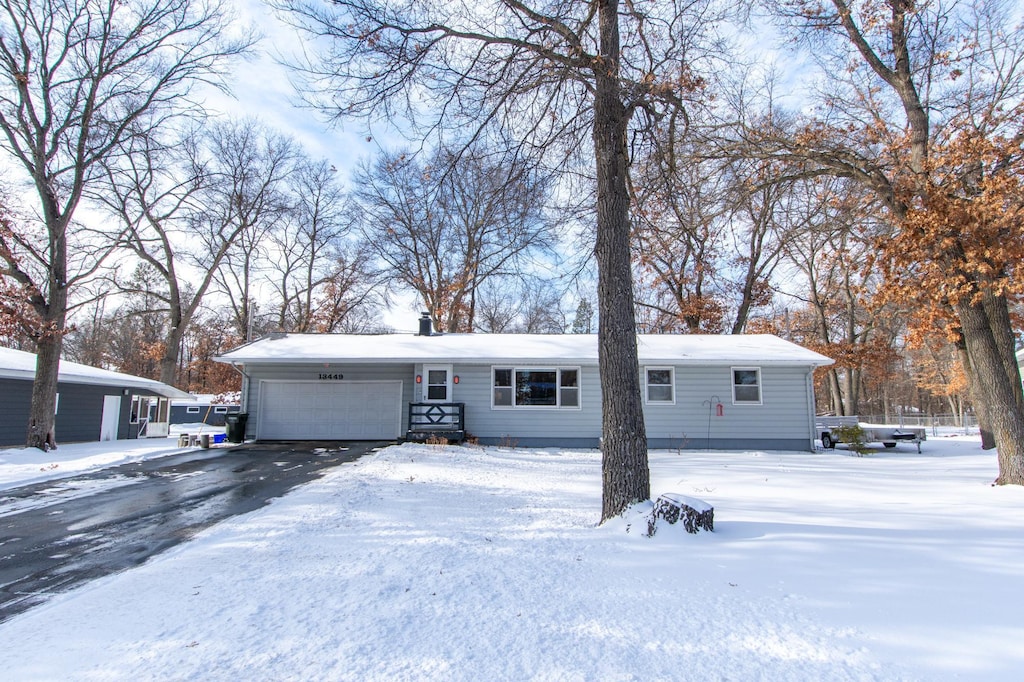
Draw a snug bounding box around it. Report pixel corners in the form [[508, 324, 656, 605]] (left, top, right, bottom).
[[257, 380, 403, 440]]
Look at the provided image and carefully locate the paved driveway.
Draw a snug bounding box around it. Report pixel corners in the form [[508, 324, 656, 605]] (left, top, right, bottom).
[[0, 441, 387, 623]]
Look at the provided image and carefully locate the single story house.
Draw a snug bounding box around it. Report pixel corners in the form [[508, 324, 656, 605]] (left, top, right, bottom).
[[170, 394, 241, 427], [215, 324, 833, 450], [0, 346, 193, 447]]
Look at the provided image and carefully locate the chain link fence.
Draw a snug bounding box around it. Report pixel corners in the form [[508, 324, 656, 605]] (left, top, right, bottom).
[[857, 414, 978, 437]]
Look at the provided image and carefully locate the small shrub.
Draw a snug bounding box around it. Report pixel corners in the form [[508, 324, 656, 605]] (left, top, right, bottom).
[[832, 424, 871, 456], [425, 434, 449, 447], [497, 434, 518, 449], [670, 434, 688, 455]]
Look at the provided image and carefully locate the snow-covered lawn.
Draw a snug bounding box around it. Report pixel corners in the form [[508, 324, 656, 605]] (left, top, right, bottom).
[[2, 434, 1023, 680]]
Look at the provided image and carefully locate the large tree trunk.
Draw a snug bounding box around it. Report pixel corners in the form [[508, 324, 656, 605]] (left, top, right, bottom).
[[28, 332, 63, 450], [159, 301, 186, 387], [595, 0, 649, 523], [981, 290, 1023, 408], [27, 276, 68, 450], [26, 208, 69, 451], [826, 369, 844, 415], [159, 329, 183, 387], [955, 296, 1024, 484], [956, 342, 995, 449]]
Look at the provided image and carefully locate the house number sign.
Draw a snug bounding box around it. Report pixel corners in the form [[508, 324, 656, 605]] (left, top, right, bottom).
[[318, 373, 344, 380]]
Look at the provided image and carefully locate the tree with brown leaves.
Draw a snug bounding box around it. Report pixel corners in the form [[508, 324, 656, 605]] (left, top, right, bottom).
[[760, 0, 1024, 483]]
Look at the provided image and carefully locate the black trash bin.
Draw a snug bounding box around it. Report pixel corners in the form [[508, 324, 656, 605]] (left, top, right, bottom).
[[225, 413, 248, 443]]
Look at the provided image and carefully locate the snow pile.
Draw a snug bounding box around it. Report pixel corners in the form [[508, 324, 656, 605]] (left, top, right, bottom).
[[1, 436, 1023, 680], [0, 438, 195, 491]]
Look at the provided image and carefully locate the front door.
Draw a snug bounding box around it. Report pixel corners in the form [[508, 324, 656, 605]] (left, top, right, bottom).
[[422, 364, 455, 427], [423, 364, 452, 403], [100, 395, 120, 441]]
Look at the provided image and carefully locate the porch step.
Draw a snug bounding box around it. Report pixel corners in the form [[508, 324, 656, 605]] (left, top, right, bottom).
[[405, 429, 466, 444]]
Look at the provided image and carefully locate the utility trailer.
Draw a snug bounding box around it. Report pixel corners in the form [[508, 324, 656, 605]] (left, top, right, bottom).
[[816, 416, 926, 453]]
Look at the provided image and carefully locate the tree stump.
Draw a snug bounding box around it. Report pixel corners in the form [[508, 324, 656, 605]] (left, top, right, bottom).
[[647, 493, 714, 536]]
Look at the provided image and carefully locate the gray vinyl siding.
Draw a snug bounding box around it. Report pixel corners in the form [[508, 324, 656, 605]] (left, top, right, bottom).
[[239, 361, 816, 451], [447, 364, 602, 446], [450, 363, 814, 450], [1, 378, 158, 446], [642, 365, 815, 450], [242, 363, 416, 440]]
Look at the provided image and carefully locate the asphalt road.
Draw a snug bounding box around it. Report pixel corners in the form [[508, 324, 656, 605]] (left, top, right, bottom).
[[0, 440, 387, 623]]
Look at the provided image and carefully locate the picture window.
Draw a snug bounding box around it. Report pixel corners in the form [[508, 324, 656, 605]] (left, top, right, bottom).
[[492, 367, 581, 409]]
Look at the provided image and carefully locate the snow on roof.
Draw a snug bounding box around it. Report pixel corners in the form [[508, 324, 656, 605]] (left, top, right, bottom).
[[171, 392, 241, 407], [0, 346, 194, 399], [215, 333, 834, 367]]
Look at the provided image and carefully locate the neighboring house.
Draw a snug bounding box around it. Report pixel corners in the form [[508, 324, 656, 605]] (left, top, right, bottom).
[[170, 394, 241, 427], [0, 346, 193, 447], [215, 321, 834, 450]]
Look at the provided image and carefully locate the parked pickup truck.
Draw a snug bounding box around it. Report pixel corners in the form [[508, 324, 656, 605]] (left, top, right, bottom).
[[816, 416, 927, 453]]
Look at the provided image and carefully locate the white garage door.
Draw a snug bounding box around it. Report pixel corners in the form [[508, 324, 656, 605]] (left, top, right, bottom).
[[258, 381, 402, 440]]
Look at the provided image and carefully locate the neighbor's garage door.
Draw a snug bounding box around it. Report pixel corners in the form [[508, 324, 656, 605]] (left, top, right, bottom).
[[258, 381, 402, 440]]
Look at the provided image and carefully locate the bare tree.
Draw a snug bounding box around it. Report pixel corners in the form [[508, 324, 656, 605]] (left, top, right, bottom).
[[631, 136, 730, 333], [475, 277, 567, 333], [63, 264, 170, 380], [354, 142, 554, 333], [724, 160, 800, 334], [201, 119, 298, 340], [780, 177, 900, 416], [278, 0, 726, 517], [268, 158, 381, 332], [92, 125, 214, 387], [0, 0, 250, 448]]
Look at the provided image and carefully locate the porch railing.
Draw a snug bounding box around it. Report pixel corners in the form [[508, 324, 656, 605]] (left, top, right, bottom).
[[407, 402, 466, 442]]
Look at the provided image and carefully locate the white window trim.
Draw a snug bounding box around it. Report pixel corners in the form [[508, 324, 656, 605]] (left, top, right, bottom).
[[491, 366, 582, 410], [644, 366, 676, 405], [731, 366, 762, 405], [186, 406, 201, 414], [213, 406, 228, 414]]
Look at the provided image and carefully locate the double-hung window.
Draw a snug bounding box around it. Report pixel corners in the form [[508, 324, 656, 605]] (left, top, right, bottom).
[[645, 367, 674, 404], [493, 367, 580, 408], [732, 367, 761, 404]]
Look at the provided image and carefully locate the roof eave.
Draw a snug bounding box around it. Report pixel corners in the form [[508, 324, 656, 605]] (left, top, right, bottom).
[[211, 356, 834, 367]]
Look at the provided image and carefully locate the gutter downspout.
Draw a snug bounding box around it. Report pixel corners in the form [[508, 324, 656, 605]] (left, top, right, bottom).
[[230, 362, 251, 421], [806, 367, 818, 452]]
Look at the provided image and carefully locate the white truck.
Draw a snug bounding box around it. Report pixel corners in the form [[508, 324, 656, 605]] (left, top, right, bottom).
[[816, 416, 927, 453]]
